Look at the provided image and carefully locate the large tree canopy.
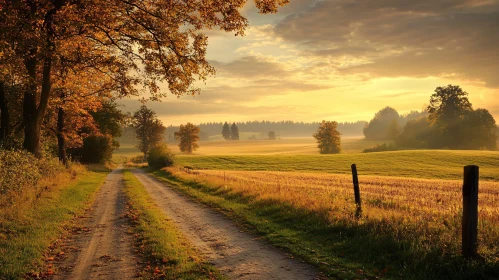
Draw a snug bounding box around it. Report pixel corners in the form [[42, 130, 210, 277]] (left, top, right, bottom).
[[0, 0, 288, 156]]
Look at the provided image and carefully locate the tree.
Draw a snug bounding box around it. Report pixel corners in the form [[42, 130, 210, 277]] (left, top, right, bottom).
[[363, 107, 400, 140], [230, 123, 240, 140], [0, 0, 288, 156], [132, 106, 165, 159], [222, 122, 231, 140], [313, 121, 341, 154], [268, 131, 276, 140], [461, 109, 497, 150], [427, 85, 473, 148], [175, 123, 200, 154], [428, 85, 473, 125]]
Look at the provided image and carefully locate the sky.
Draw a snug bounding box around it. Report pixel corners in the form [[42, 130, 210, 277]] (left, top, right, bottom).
[[119, 0, 499, 126]]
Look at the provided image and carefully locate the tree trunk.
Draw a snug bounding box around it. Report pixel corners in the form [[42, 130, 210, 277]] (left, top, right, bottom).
[[57, 107, 67, 165], [23, 53, 53, 157], [0, 81, 10, 145], [23, 55, 41, 156]]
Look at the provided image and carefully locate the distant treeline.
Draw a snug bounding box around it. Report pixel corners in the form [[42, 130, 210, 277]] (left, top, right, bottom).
[[119, 120, 367, 143], [363, 85, 498, 151], [197, 121, 367, 137]]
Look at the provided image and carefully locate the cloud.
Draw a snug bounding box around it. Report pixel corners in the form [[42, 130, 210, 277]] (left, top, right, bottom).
[[270, 0, 499, 87], [210, 56, 289, 79]]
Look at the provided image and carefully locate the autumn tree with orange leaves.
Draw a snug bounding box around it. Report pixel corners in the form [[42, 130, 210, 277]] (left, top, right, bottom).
[[0, 0, 289, 159]]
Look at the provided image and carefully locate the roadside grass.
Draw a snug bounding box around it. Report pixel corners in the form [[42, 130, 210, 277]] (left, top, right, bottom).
[[151, 168, 499, 280], [175, 150, 499, 181], [122, 170, 223, 280], [0, 165, 109, 279]]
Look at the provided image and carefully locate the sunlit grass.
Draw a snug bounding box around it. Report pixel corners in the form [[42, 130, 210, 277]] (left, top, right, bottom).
[[152, 167, 499, 279], [175, 150, 499, 181], [122, 170, 223, 279], [0, 166, 108, 279]]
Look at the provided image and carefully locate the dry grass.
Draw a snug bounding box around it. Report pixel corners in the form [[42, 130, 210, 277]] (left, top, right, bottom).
[[168, 167, 499, 260]]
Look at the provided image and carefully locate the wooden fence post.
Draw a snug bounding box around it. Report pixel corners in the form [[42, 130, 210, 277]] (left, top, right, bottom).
[[462, 165, 479, 258], [351, 164, 362, 218]]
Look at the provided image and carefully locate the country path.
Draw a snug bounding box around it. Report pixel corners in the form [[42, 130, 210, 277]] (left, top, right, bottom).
[[131, 168, 321, 280], [52, 167, 139, 280]]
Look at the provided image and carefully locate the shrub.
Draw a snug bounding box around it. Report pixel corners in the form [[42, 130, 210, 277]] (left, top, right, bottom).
[[147, 144, 175, 169], [362, 143, 397, 153], [0, 150, 65, 194], [69, 135, 115, 164]]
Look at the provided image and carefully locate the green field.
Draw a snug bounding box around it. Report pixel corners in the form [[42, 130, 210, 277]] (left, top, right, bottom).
[[114, 137, 387, 159], [115, 138, 499, 181], [176, 150, 499, 181]]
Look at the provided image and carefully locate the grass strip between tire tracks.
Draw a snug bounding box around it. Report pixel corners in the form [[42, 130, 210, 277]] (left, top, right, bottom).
[[122, 169, 223, 280]]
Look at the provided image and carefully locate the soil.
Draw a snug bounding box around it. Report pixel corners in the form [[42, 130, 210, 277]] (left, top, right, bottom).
[[51, 168, 139, 280]]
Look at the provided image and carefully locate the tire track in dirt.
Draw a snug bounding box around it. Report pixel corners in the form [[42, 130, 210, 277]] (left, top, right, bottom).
[[52, 168, 139, 280], [131, 169, 320, 280]]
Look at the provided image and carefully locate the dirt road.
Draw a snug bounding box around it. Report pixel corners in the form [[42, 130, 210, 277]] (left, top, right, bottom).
[[53, 168, 138, 280], [131, 169, 320, 280]]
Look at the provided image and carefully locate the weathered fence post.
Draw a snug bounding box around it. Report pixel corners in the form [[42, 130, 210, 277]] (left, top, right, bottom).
[[351, 164, 362, 218], [462, 165, 479, 258]]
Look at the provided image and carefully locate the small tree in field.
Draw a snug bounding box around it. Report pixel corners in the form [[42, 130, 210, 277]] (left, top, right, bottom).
[[175, 123, 200, 154], [313, 120, 341, 154], [230, 123, 240, 140], [132, 106, 165, 159], [268, 131, 276, 140], [222, 122, 231, 140]]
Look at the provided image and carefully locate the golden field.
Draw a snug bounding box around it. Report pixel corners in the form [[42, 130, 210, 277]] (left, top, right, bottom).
[[168, 167, 499, 258]]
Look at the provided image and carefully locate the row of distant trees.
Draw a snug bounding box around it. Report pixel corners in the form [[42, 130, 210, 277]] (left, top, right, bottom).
[[200, 120, 366, 137], [363, 85, 498, 150]]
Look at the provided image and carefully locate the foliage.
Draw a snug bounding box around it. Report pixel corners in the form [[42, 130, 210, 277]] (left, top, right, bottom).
[[313, 120, 341, 154], [230, 123, 240, 140], [0, 0, 288, 156], [222, 122, 231, 140], [0, 150, 64, 194], [69, 135, 115, 164], [396, 86, 497, 150], [175, 123, 200, 154], [396, 117, 435, 149], [363, 107, 401, 140], [132, 105, 165, 158], [147, 144, 175, 169], [362, 143, 397, 153], [268, 131, 276, 140]]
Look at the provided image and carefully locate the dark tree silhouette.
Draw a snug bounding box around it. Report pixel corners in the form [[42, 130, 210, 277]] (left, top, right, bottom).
[[230, 123, 240, 140], [222, 122, 231, 140]]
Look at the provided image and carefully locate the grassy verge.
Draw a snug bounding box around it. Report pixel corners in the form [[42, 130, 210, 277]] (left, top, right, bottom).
[[151, 169, 499, 280], [0, 165, 109, 279], [175, 150, 499, 181], [122, 170, 223, 279]]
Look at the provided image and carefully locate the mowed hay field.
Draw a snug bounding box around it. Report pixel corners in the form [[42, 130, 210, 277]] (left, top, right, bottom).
[[160, 167, 499, 278]]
